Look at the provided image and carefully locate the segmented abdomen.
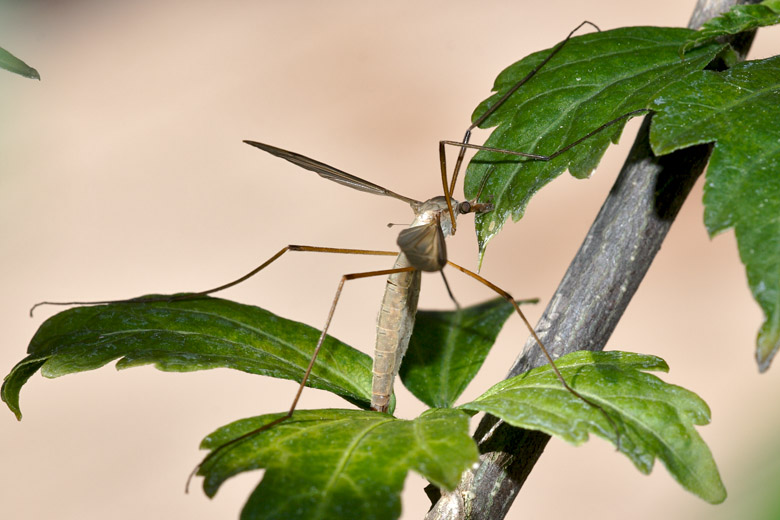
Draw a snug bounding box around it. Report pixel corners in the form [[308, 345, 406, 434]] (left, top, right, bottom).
[[371, 252, 421, 412]]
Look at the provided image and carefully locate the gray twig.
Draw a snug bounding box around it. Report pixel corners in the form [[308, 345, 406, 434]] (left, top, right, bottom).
[[424, 1, 759, 518]]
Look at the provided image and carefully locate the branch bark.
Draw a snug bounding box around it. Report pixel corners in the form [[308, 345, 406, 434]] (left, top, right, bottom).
[[425, 1, 759, 518]]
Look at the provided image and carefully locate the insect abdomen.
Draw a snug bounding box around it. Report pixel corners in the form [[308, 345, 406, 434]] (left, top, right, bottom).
[[371, 252, 421, 412]]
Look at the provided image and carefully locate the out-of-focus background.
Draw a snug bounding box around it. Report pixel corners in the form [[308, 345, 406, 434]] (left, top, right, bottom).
[[2, 1, 779, 519]]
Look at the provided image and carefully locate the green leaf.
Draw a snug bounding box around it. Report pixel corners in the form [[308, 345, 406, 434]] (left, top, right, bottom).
[[680, 0, 780, 55], [2, 296, 374, 419], [464, 27, 726, 260], [650, 56, 780, 371], [460, 351, 726, 504], [0, 45, 40, 79], [399, 298, 528, 408], [197, 408, 479, 520]]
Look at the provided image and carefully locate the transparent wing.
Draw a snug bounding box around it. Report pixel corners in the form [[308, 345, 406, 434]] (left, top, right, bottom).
[[244, 140, 420, 206], [397, 222, 447, 272]]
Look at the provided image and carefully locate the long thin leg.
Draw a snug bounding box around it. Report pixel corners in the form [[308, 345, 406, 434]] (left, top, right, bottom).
[[439, 140, 456, 232], [440, 107, 651, 233], [440, 108, 651, 161], [441, 21, 601, 231], [30, 245, 398, 315], [186, 264, 417, 491], [439, 270, 460, 310], [446, 259, 621, 446]]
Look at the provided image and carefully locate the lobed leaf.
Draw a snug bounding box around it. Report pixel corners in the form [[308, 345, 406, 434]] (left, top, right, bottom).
[[680, 0, 780, 55], [650, 56, 780, 371], [399, 298, 526, 408], [460, 351, 726, 503], [197, 408, 479, 520], [0, 45, 39, 79], [463, 26, 726, 260], [2, 296, 374, 419]]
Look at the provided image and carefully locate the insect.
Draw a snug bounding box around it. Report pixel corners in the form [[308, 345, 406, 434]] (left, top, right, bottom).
[[31, 21, 648, 468], [188, 21, 645, 460], [240, 140, 495, 413], [187, 21, 643, 426]]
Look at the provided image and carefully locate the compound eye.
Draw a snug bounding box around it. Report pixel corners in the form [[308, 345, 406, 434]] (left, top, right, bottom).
[[458, 201, 472, 214]]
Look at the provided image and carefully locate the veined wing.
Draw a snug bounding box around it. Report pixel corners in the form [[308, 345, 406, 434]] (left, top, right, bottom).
[[244, 140, 420, 206], [397, 221, 447, 272]]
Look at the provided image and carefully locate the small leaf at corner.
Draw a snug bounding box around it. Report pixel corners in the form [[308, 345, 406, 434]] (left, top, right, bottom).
[[0, 46, 39, 79]]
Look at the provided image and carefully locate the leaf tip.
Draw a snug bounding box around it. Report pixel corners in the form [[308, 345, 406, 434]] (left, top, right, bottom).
[[756, 324, 780, 372], [1, 378, 23, 420], [2, 395, 23, 421]]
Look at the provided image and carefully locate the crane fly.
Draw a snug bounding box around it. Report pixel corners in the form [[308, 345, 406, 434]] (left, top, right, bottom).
[[30, 21, 650, 473], [182, 20, 645, 465], [240, 140, 494, 413]]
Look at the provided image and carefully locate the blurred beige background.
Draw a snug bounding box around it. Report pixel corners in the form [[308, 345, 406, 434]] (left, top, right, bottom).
[[2, 1, 779, 519]]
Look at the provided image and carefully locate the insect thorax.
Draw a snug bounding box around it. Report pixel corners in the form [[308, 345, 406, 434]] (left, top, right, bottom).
[[411, 196, 457, 237]]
